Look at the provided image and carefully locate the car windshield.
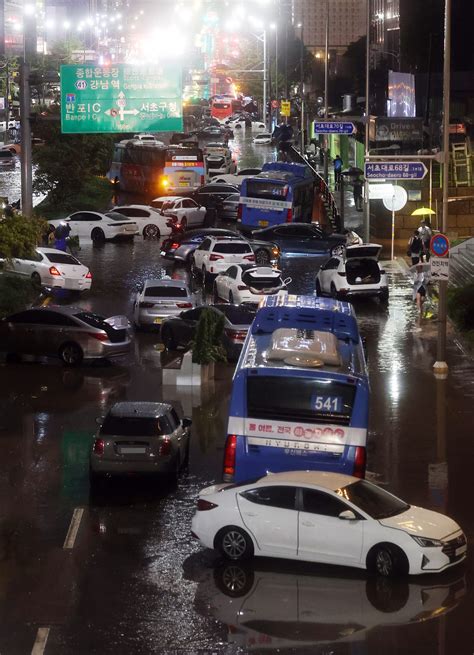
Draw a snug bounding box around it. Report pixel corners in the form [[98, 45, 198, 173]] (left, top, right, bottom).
[[336, 480, 410, 519], [213, 304, 256, 325], [213, 242, 252, 254], [100, 415, 166, 437], [105, 212, 129, 221], [45, 253, 80, 265], [145, 286, 188, 298]]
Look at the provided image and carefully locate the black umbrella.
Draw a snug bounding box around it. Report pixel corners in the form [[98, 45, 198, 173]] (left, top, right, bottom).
[[342, 166, 364, 176]]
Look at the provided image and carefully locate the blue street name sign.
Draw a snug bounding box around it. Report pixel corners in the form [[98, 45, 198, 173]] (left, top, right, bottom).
[[313, 121, 356, 135], [364, 161, 428, 180]]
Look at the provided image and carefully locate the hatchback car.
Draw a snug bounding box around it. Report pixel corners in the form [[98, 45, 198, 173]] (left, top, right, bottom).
[[49, 211, 138, 242], [160, 228, 279, 267], [133, 278, 194, 328], [213, 265, 290, 305], [90, 401, 191, 481], [0, 306, 132, 365], [109, 205, 172, 239], [316, 244, 389, 302], [160, 304, 257, 359], [2, 247, 92, 291], [191, 471, 467, 576], [192, 236, 255, 279]]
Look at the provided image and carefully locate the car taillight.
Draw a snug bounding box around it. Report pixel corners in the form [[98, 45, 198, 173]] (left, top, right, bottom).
[[200, 175, 205, 185], [177, 302, 192, 308], [93, 438, 105, 455], [197, 498, 218, 511], [139, 302, 154, 308], [85, 271, 92, 279], [286, 208, 293, 222], [353, 446, 366, 479], [237, 204, 243, 220], [89, 331, 108, 341], [237, 285, 248, 290], [49, 266, 61, 276], [170, 242, 180, 250], [159, 437, 172, 457], [244, 254, 255, 261], [223, 434, 237, 480], [225, 328, 247, 341], [210, 253, 224, 261]]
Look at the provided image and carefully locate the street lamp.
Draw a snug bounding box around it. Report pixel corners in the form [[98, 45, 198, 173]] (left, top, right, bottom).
[[270, 22, 278, 124]]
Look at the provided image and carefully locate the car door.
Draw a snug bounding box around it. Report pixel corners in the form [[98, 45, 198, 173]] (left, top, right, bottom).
[[80, 211, 103, 237], [181, 198, 202, 226], [217, 265, 236, 299], [297, 488, 365, 566], [2, 310, 40, 353], [237, 485, 298, 557], [67, 212, 88, 237], [318, 257, 340, 293], [177, 307, 204, 344], [193, 237, 211, 269]]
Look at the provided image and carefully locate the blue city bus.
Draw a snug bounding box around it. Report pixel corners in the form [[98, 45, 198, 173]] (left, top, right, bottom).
[[223, 294, 369, 483], [238, 162, 315, 234]]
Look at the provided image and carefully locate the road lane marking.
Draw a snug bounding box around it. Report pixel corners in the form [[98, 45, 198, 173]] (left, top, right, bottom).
[[31, 627, 50, 655], [63, 507, 84, 549]]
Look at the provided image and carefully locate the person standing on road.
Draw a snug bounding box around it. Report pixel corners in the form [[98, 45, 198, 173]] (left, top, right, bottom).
[[412, 263, 429, 313], [352, 175, 363, 211], [333, 155, 343, 189], [407, 230, 424, 265], [418, 219, 433, 261]]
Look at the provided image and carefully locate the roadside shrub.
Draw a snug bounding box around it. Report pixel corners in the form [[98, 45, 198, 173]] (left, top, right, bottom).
[[0, 214, 47, 260], [0, 275, 39, 318], [192, 308, 227, 365], [447, 284, 474, 331]]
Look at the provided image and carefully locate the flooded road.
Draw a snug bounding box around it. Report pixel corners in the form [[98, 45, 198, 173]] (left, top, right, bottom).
[[0, 134, 473, 654]]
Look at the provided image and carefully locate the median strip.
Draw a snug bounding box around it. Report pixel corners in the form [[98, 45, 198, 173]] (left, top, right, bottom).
[[31, 627, 50, 655], [63, 507, 84, 550]]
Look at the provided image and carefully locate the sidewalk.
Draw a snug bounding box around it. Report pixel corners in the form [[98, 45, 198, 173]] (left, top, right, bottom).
[[313, 161, 364, 234]]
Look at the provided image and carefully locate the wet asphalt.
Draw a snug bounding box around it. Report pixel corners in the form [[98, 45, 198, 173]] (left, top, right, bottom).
[[0, 133, 474, 654]]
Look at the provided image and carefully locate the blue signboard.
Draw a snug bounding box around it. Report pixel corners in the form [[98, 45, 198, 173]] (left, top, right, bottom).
[[430, 234, 450, 257], [314, 121, 356, 135], [364, 161, 428, 180]]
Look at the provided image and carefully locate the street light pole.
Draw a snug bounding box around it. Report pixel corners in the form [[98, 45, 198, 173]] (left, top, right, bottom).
[[275, 24, 279, 124], [20, 9, 34, 218], [262, 29, 267, 127], [434, 0, 451, 376], [299, 24, 304, 153], [323, 0, 329, 183], [363, 0, 371, 243]]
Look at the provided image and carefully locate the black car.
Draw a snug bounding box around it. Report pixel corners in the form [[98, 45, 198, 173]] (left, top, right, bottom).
[[160, 228, 280, 266], [188, 183, 241, 208], [220, 193, 240, 221], [249, 222, 347, 256], [160, 304, 257, 359]]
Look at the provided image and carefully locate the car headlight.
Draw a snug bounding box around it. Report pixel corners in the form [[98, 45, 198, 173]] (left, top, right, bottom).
[[411, 535, 443, 548]]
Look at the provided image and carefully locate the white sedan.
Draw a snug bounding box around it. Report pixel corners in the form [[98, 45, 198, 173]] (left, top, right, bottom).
[[213, 265, 290, 305], [191, 471, 467, 576], [150, 196, 206, 230], [108, 205, 172, 239], [253, 133, 272, 145], [2, 247, 92, 291], [49, 211, 137, 242]]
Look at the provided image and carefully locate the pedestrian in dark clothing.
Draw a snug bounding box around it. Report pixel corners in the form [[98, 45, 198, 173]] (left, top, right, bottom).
[[352, 176, 363, 211], [319, 147, 325, 167], [407, 230, 423, 265], [333, 155, 343, 188]]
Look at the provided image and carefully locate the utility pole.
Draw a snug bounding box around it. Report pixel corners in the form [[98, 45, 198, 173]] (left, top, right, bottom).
[[434, 0, 451, 376], [20, 9, 35, 218], [363, 0, 371, 244], [262, 30, 268, 128], [299, 24, 304, 153], [323, 1, 329, 183]]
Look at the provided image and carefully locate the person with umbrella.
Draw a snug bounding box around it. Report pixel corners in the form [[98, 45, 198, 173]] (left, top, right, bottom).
[[333, 155, 343, 189], [343, 167, 364, 212]]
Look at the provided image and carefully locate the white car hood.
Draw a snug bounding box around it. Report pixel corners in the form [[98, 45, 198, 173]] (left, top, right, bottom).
[[379, 505, 461, 540]]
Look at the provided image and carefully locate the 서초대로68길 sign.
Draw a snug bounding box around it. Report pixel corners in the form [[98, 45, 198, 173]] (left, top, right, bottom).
[[60, 64, 183, 134]]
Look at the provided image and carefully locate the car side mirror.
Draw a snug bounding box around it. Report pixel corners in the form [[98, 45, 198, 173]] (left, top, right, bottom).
[[338, 509, 357, 521], [182, 417, 192, 429]]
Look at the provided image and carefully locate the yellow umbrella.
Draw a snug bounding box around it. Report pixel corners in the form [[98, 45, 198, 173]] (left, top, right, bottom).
[[411, 207, 436, 216]]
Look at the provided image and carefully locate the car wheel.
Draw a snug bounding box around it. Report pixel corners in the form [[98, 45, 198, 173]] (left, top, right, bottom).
[[213, 283, 220, 303], [91, 228, 105, 243], [367, 543, 409, 578], [315, 279, 322, 296], [213, 563, 255, 598], [59, 342, 84, 367], [143, 224, 159, 239], [161, 325, 177, 351], [255, 249, 270, 266], [31, 271, 42, 286], [228, 291, 234, 304], [380, 288, 389, 304], [180, 217, 187, 230], [330, 282, 338, 299], [215, 525, 254, 561]]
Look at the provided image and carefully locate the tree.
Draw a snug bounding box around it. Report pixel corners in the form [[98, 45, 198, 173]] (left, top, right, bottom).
[[192, 308, 227, 365], [0, 214, 46, 260]]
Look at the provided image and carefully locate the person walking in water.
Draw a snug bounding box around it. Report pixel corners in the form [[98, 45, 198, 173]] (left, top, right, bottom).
[[407, 230, 423, 265], [333, 155, 343, 189], [352, 175, 363, 211], [412, 263, 429, 313]]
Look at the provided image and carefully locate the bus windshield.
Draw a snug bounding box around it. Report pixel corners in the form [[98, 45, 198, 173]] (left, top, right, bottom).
[[246, 180, 289, 201], [247, 376, 356, 425]]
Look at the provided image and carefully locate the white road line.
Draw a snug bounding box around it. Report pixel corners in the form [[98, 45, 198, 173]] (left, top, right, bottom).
[[63, 507, 84, 550], [31, 627, 50, 655]]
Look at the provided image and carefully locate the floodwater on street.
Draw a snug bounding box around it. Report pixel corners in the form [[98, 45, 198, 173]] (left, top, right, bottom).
[[0, 132, 473, 654]]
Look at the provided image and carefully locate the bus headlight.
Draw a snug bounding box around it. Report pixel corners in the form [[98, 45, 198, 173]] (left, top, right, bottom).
[[160, 176, 169, 188]]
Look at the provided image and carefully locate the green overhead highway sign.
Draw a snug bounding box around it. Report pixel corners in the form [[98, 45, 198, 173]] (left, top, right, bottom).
[[60, 64, 183, 134]]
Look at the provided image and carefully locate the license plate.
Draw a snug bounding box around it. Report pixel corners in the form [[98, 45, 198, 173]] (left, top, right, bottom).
[[119, 446, 146, 455], [154, 318, 162, 324], [455, 545, 467, 556], [179, 181, 188, 187], [247, 437, 344, 454], [258, 220, 269, 227]]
